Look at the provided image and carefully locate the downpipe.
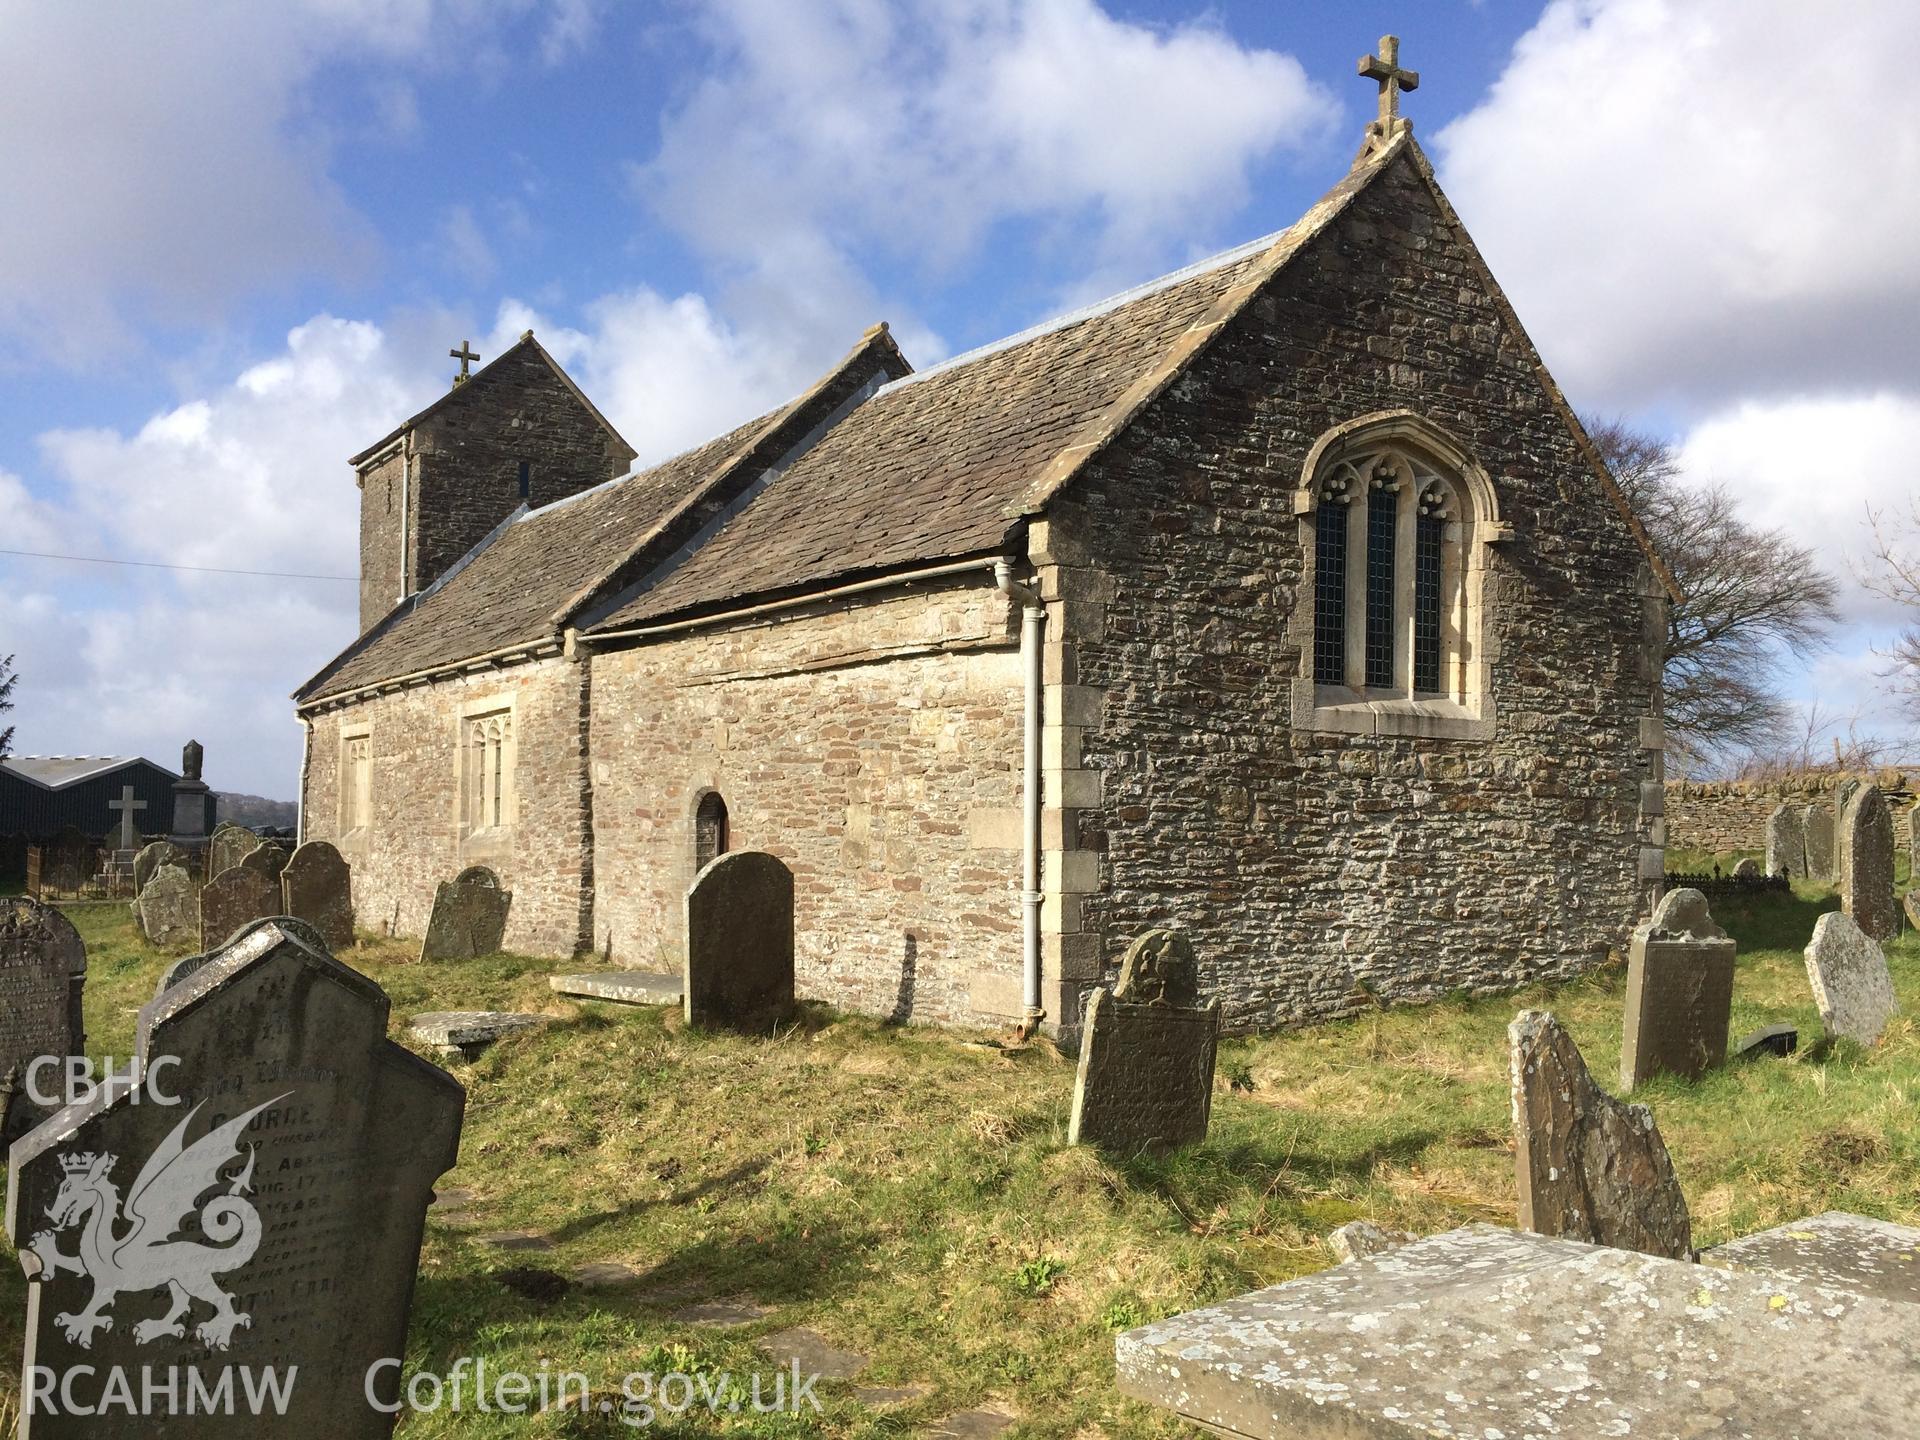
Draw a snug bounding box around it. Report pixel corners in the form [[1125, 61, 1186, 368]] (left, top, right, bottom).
[[994, 558, 1045, 1032]]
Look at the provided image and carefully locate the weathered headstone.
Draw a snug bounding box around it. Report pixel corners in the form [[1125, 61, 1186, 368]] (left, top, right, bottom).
[[1510, 1009, 1691, 1259], [0, 898, 87, 1107], [417, 867, 513, 961], [168, 738, 211, 845], [197, 864, 280, 950], [135, 864, 200, 947], [156, 916, 331, 999], [1068, 930, 1221, 1154], [409, 1011, 548, 1060], [1833, 776, 1862, 890], [7, 919, 464, 1437], [280, 840, 354, 951], [1906, 888, 1920, 934], [1803, 801, 1836, 884], [683, 850, 796, 1031], [1733, 1021, 1798, 1060], [1729, 857, 1760, 879], [1764, 802, 1806, 879], [131, 839, 187, 896], [1841, 785, 1897, 941], [1804, 911, 1898, 1047], [238, 841, 291, 888], [549, 971, 681, 1007], [1619, 888, 1737, 1089], [205, 822, 259, 879], [1909, 805, 1920, 889], [1705, 1210, 1920, 1306]]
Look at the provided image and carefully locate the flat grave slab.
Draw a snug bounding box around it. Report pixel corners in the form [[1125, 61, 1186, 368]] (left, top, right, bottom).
[[409, 1009, 549, 1058], [1116, 1223, 1920, 1440], [549, 971, 682, 1006], [1704, 1211, 1920, 1307]]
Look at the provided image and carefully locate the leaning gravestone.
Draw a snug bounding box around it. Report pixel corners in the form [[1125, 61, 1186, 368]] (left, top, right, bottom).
[[1068, 930, 1221, 1154], [1804, 911, 1898, 1047], [418, 866, 512, 961], [239, 840, 291, 888], [198, 864, 280, 950], [1620, 888, 1737, 1089], [0, 900, 87, 1140], [205, 821, 260, 879], [1803, 801, 1836, 884], [1511, 1009, 1691, 1259], [1841, 785, 1897, 941], [157, 915, 331, 999], [135, 863, 200, 946], [683, 850, 796, 1031], [7, 919, 465, 1438], [131, 838, 187, 895], [280, 840, 354, 951], [1764, 803, 1806, 879]]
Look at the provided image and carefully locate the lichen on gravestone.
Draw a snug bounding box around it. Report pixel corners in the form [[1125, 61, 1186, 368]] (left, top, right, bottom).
[[1804, 911, 1898, 1047]]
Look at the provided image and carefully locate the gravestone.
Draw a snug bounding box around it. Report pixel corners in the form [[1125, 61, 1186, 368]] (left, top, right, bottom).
[[132, 839, 187, 895], [1733, 1021, 1798, 1060], [1705, 1211, 1920, 1306], [198, 864, 280, 950], [683, 850, 795, 1031], [1906, 889, 1920, 934], [1619, 888, 1737, 1089], [1803, 801, 1836, 884], [205, 822, 259, 879], [1764, 803, 1806, 879], [135, 864, 200, 947], [168, 738, 211, 846], [280, 840, 354, 951], [1729, 857, 1759, 879], [6, 919, 464, 1438], [156, 916, 330, 999], [1804, 911, 1898, 1046], [106, 784, 147, 852], [238, 841, 290, 888], [1068, 930, 1221, 1154], [31, 830, 97, 898], [1910, 805, 1920, 888], [409, 1011, 548, 1060], [1510, 1009, 1691, 1259], [1841, 785, 1897, 941], [0, 899, 87, 1114], [549, 971, 682, 1007], [418, 867, 512, 961], [1833, 777, 1862, 891]]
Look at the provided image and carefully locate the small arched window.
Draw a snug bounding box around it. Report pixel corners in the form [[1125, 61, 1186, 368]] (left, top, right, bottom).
[[695, 792, 729, 871], [1297, 413, 1501, 737]]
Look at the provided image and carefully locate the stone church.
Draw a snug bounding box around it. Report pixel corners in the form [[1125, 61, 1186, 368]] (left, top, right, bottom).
[[297, 46, 1676, 1036]]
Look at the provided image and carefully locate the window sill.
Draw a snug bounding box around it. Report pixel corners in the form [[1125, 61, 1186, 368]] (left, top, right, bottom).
[[1290, 680, 1493, 741], [460, 828, 514, 860]]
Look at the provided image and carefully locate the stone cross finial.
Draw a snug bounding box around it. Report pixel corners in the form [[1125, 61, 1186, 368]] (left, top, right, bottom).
[[108, 785, 147, 851], [1358, 35, 1418, 149], [449, 340, 481, 385]]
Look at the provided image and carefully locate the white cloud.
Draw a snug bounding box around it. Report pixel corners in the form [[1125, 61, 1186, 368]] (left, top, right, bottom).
[[1434, 0, 1920, 414], [641, 0, 1337, 316]]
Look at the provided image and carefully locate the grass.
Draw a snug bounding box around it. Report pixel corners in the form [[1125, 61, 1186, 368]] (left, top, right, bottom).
[[1, 883, 1916, 1437]]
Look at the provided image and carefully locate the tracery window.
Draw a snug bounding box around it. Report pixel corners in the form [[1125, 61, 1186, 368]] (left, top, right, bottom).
[[340, 732, 372, 831], [463, 710, 514, 833]]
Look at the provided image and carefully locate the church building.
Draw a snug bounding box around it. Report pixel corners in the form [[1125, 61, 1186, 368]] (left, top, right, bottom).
[[296, 43, 1676, 1036]]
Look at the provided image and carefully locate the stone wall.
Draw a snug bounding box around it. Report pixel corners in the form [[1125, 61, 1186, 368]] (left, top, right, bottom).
[[1041, 145, 1658, 1034], [1665, 772, 1915, 855], [357, 448, 407, 634], [587, 585, 1028, 1028], [301, 656, 591, 956]]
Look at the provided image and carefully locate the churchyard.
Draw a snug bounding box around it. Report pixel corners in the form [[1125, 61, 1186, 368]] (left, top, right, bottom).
[[0, 865, 1912, 1436]]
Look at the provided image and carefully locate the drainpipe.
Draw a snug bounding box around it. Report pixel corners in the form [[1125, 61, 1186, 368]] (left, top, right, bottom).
[[994, 557, 1045, 1029], [295, 716, 312, 847]]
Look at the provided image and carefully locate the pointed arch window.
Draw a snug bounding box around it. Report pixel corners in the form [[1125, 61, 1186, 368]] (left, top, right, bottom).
[[1298, 413, 1501, 739]]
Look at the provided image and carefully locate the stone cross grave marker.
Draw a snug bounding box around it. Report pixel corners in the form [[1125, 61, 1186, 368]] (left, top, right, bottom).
[[1620, 888, 1737, 1089], [6, 920, 464, 1437], [0, 899, 87, 1142], [1803, 801, 1836, 884], [417, 865, 512, 961], [136, 864, 200, 947], [683, 850, 795, 1031], [106, 786, 146, 852], [198, 864, 280, 951], [1511, 1010, 1691, 1259], [132, 839, 186, 896], [1804, 911, 1898, 1047], [1764, 803, 1806, 879], [1841, 785, 1897, 941], [280, 841, 354, 952], [1068, 930, 1221, 1154], [205, 823, 259, 880]]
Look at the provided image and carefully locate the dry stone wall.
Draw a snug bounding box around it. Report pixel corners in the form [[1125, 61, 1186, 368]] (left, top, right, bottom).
[[301, 657, 590, 956], [588, 585, 1026, 1028], [1666, 772, 1914, 856], [1050, 147, 1656, 1032]]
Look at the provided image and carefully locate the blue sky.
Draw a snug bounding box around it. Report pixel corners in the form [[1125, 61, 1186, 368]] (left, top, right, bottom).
[[2, 0, 1916, 796]]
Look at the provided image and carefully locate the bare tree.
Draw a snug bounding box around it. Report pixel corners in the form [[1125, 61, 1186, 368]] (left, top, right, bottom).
[[1586, 418, 1839, 765], [1860, 498, 1920, 713], [0, 655, 14, 762]]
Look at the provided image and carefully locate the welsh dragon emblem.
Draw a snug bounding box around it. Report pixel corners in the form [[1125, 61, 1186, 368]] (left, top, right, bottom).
[[26, 1095, 287, 1351]]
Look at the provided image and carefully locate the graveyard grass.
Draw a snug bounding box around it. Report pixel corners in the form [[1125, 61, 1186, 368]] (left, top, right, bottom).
[[2, 864, 1916, 1438]]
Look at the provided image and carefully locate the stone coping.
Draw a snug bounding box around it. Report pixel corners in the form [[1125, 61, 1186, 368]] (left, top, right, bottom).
[[1116, 1222, 1920, 1439]]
